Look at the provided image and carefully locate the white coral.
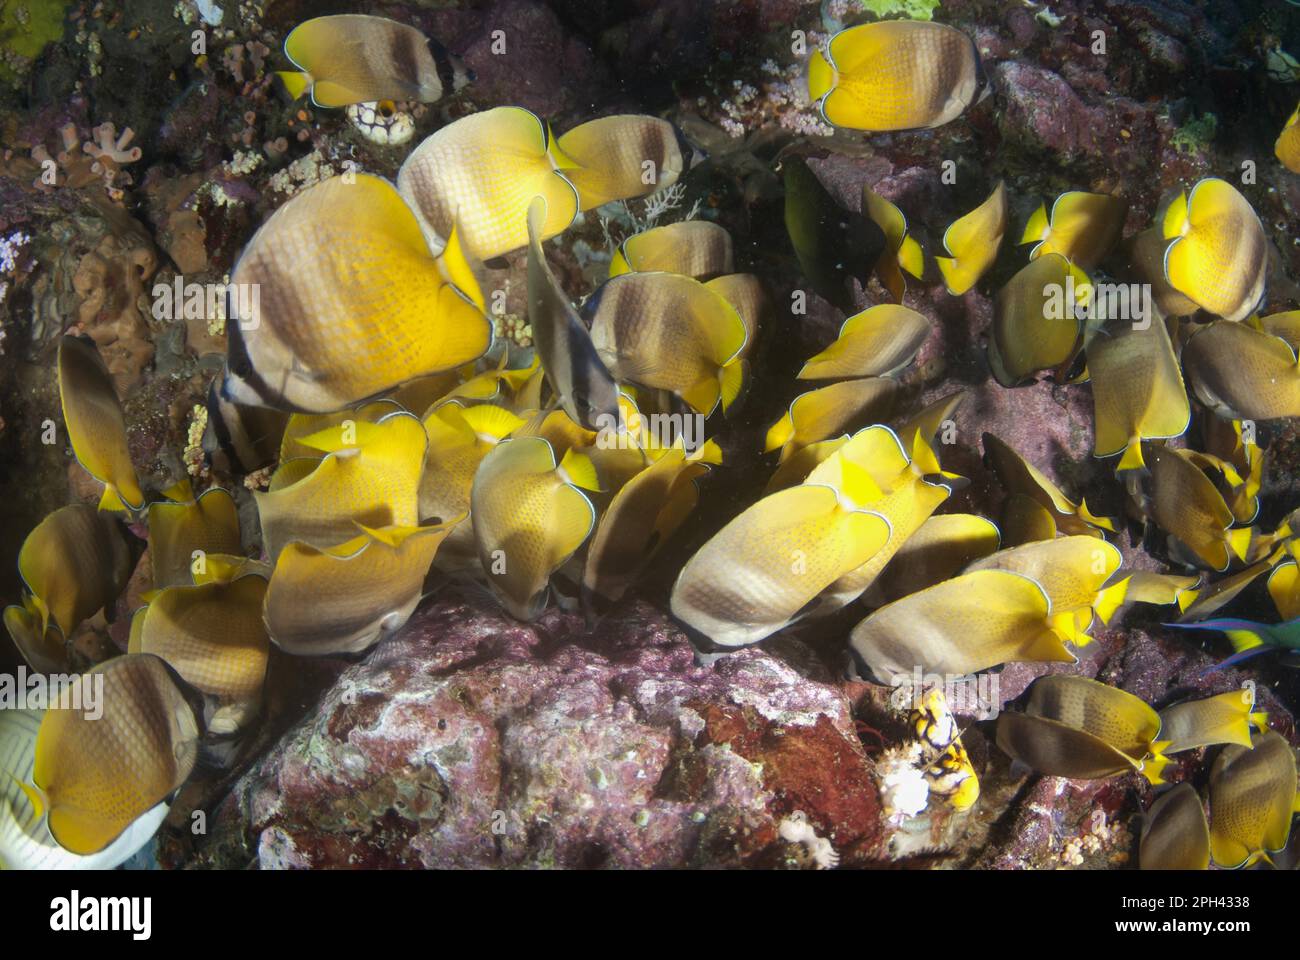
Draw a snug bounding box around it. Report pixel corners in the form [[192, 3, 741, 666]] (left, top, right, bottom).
[[778, 811, 840, 869]]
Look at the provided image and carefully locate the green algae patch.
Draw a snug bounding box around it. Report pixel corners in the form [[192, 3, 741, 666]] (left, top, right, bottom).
[[0, 0, 69, 86]]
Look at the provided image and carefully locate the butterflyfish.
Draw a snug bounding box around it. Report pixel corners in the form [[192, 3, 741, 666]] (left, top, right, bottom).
[[982, 432, 1115, 536], [20, 654, 201, 855], [1020, 191, 1127, 271], [861, 187, 925, 301], [223, 174, 490, 412], [807, 20, 984, 132], [586, 271, 748, 416], [555, 114, 686, 212], [0, 708, 169, 869], [526, 195, 621, 431], [1088, 313, 1190, 472], [584, 438, 721, 612], [1276, 103, 1300, 174], [146, 486, 242, 591], [988, 254, 1092, 387], [800, 425, 956, 617], [130, 572, 269, 736], [4, 505, 133, 675], [264, 521, 457, 655], [967, 536, 1122, 646], [1158, 688, 1267, 755], [764, 378, 899, 463], [1207, 730, 1299, 868], [866, 513, 1001, 604], [57, 335, 145, 513], [1139, 783, 1210, 870], [276, 15, 471, 109], [255, 411, 427, 563], [419, 402, 526, 570], [470, 437, 601, 622], [797, 304, 931, 381], [609, 220, 734, 279], [1183, 320, 1300, 421], [669, 469, 892, 648], [935, 181, 1007, 295], [1162, 178, 1266, 323], [851, 569, 1073, 681], [1145, 445, 1251, 572], [995, 675, 1169, 783]]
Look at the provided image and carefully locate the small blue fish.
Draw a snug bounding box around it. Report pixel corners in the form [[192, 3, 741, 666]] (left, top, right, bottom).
[[1163, 617, 1300, 673]]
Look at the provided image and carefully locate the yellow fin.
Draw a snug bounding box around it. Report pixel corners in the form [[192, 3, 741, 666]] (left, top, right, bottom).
[[719, 359, 747, 414], [460, 403, 526, 441], [7, 774, 46, 820], [559, 448, 603, 492], [1162, 191, 1189, 239], [1226, 526, 1252, 563], [897, 234, 924, 278], [765, 412, 795, 453], [1117, 439, 1146, 472], [1142, 744, 1172, 786], [807, 49, 834, 102], [1020, 203, 1049, 245], [310, 79, 371, 108], [98, 486, 128, 512], [439, 222, 486, 312], [1093, 576, 1130, 625], [837, 452, 885, 506], [276, 70, 311, 100]]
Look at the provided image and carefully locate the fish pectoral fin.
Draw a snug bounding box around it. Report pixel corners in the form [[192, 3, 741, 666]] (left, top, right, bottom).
[[98, 486, 128, 512]]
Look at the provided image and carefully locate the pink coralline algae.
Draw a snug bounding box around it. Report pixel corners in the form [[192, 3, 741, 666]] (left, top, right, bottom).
[[188, 599, 886, 869]]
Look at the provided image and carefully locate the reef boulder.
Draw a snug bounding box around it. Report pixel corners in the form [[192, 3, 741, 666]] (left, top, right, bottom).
[[188, 599, 886, 869]]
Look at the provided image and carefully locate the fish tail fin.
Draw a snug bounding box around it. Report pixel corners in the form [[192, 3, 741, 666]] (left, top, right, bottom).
[[897, 235, 925, 278], [1020, 203, 1049, 245], [1094, 575, 1131, 625], [275, 71, 312, 101], [6, 774, 46, 819], [806, 49, 834, 102], [1141, 744, 1171, 786], [934, 256, 967, 296], [98, 485, 128, 512], [718, 359, 747, 415], [680, 377, 721, 419], [1117, 438, 1146, 473], [1077, 497, 1116, 532], [764, 414, 794, 455], [1226, 526, 1253, 563]]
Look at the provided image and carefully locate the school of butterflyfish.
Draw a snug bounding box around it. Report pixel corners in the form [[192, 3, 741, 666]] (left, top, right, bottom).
[[3, 14, 1299, 869]]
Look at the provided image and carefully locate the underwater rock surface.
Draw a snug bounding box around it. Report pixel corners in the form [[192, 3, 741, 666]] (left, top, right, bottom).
[[191, 600, 885, 868]]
